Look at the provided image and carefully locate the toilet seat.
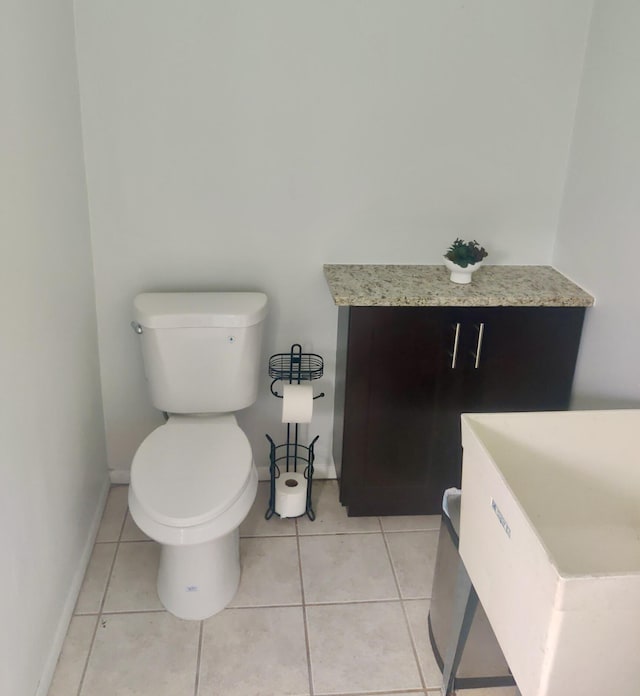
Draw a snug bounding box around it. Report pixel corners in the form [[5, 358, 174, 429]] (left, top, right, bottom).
[[131, 418, 253, 528]]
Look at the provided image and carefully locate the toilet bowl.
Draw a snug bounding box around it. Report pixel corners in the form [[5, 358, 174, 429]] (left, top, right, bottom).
[[128, 414, 258, 620]]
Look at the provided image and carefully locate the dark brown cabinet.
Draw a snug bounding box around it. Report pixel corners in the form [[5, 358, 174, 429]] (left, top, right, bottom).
[[333, 305, 586, 516]]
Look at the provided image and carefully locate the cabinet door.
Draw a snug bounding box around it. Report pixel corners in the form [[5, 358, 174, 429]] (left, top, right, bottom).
[[338, 307, 458, 515], [461, 307, 585, 412]]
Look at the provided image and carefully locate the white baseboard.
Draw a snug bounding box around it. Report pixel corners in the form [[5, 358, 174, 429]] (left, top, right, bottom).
[[36, 477, 111, 696], [109, 469, 131, 484], [110, 462, 337, 485]]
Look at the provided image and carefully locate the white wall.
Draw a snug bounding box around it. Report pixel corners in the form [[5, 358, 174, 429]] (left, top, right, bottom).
[[0, 2, 109, 694], [554, 0, 640, 408], [74, 0, 593, 479]]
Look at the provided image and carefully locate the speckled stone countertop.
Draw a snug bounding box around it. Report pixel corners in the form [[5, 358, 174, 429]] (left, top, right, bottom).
[[323, 264, 594, 307]]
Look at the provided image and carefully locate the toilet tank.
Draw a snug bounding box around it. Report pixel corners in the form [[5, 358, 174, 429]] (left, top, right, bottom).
[[133, 292, 268, 413]]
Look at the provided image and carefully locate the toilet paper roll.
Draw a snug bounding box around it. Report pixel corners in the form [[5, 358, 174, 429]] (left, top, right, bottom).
[[281, 383, 314, 424], [274, 472, 308, 518]]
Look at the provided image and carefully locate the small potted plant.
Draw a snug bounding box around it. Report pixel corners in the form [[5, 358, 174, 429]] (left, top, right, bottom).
[[443, 238, 488, 284]]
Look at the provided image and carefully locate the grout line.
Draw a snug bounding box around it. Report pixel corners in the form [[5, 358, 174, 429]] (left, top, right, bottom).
[[239, 533, 297, 539], [313, 690, 428, 696], [63, 614, 99, 696], [90, 597, 416, 613], [381, 526, 428, 693], [305, 597, 403, 607], [296, 513, 315, 696], [241, 529, 388, 539], [381, 527, 442, 534], [99, 607, 168, 616], [300, 529, 381, 538], [193, 620, 204, 696], [218, 601, 305, 610], [85, 598, 420, 613]]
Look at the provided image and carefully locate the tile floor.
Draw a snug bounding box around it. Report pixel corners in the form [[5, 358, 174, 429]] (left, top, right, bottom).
[[48, 480, 517, 696]]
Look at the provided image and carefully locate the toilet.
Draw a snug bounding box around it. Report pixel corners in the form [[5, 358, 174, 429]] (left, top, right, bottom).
[[128, 291, 268, 620]]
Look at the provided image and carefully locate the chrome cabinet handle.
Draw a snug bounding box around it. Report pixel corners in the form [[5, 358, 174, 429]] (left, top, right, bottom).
[[450, 322, 461, 369], [472, 322, 485, 369]]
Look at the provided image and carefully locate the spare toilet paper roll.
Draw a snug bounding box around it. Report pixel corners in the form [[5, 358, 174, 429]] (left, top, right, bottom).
[[275, 472, 308, 518], [281, 383, 314, 423]]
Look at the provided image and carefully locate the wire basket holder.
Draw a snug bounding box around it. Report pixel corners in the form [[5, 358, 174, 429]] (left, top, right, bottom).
[[265, 343, 324, 521]]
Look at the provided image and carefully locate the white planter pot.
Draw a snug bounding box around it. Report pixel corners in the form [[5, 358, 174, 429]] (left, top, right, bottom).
[[443, 258, 483, 284]]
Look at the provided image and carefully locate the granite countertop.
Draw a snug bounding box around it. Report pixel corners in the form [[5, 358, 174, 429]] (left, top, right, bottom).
[[323, 264, 594, 307]]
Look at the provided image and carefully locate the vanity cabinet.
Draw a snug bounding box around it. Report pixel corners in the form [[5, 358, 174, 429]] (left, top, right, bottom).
[[333, 305, 586, 515]]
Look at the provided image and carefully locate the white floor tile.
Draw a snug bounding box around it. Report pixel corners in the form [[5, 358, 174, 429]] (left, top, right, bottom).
[[120, 511, 150, 541], [306, 601, 422, 694], [199, 606, 310, 696], [48, 615, 96, 696], [404, 598, 444, 689], [103, 541, 163, 612], [56, 479, 472, 696], [228, 536, 302, 607], [81, 612, 199, 696], [95, 486, 128, 542], [386, 530, 440, 599], [381, 514, 441, 532], [300, 533, 398, 603], [75, 543, 116, 615], [297, 480, 380, 535]]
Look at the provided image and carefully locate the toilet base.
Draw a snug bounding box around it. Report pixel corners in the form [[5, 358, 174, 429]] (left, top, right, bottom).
[[157, 529, 240, 620]]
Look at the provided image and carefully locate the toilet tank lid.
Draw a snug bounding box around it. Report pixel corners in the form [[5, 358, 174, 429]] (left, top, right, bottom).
[[134, 292, 268, 329]]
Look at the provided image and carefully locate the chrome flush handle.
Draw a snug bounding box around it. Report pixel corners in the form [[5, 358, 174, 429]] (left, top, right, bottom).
[[130, 321, 143, 335]]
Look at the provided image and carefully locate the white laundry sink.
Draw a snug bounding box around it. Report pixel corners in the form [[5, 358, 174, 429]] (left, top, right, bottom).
[[459, 410, 640, 696]]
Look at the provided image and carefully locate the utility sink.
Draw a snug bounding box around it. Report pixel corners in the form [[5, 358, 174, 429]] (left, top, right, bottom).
[[459, 410, 640, 696]]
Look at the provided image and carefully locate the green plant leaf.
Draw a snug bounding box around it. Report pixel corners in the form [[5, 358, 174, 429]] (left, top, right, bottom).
[[444, 238, 488, 266]]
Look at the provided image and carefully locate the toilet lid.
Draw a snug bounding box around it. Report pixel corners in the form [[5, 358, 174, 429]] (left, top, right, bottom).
[[131, 420, 253, 527]]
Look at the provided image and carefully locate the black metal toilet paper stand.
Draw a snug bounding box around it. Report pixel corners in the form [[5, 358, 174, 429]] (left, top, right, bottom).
[[265, 343, 324, 521]]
